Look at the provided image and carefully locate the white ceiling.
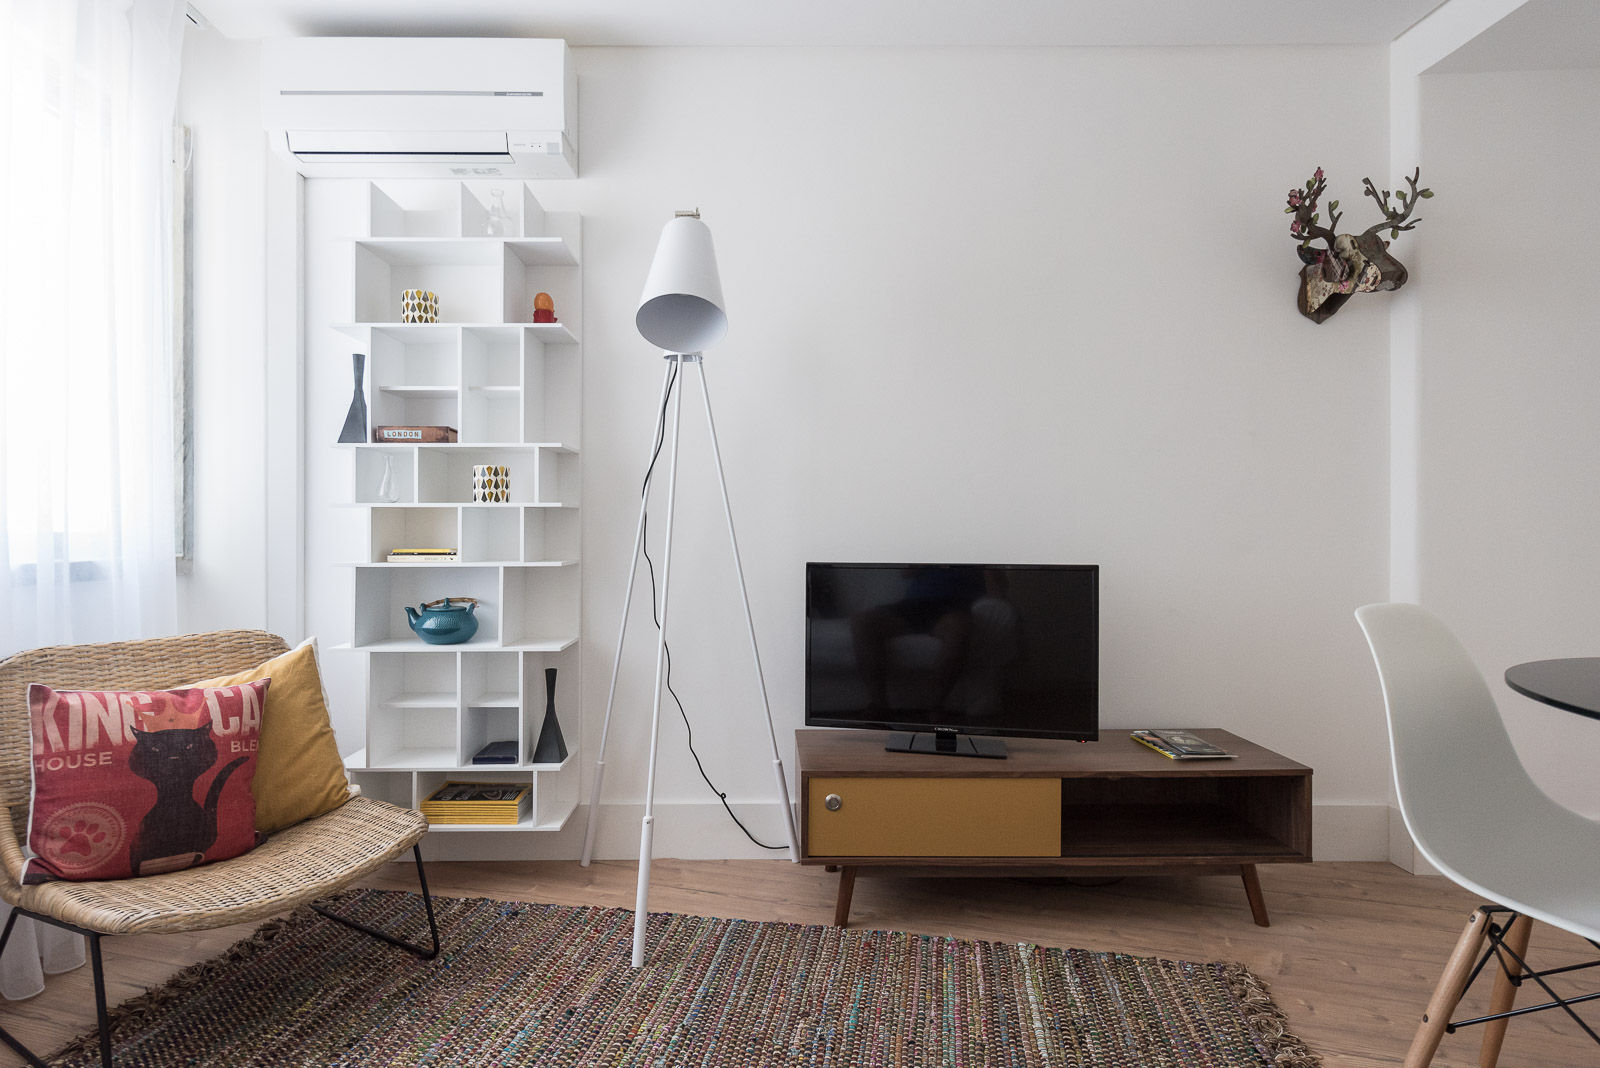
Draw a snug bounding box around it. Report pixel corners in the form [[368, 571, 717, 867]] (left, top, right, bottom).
[[192, 0, 1448, 47], [1429, 0, 1600, 73]]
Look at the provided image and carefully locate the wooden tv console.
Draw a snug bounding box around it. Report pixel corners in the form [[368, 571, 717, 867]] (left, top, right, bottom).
[[796, 728, 1312, 927]]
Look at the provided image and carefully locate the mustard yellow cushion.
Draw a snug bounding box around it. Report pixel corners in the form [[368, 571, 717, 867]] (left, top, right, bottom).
[[192, 638, 351, 834]]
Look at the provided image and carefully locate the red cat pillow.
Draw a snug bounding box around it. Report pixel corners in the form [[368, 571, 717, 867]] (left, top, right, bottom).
[[24, 682, 268, 883]]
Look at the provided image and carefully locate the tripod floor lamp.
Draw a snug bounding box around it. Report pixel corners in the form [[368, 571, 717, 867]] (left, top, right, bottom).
[[579, 211, 800, 968]]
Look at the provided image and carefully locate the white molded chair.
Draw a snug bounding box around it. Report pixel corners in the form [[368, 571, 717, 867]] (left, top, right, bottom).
[[1355, 602, 1600, 1067]]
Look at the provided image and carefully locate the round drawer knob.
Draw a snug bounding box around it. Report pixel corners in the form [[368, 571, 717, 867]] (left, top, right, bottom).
[[824, 793, 843, 812]]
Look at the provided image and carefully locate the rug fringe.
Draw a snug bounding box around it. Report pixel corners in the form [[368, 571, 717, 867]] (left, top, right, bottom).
[[1220, 961, 1324, 1067]]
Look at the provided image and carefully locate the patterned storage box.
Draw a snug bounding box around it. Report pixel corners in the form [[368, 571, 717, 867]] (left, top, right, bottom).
[[472, 465, 509, 503], [400, 289, 439, 323]]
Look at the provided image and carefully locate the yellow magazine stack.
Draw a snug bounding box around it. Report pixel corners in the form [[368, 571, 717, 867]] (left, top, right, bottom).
[[420, 782, 530, 825]]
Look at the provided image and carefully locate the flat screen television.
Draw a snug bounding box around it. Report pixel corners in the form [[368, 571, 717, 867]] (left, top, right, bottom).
[[805, 562, 1098, 757]]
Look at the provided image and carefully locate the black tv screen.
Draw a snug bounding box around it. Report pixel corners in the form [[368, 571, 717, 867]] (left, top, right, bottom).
[[805, 562, 1098, 742]]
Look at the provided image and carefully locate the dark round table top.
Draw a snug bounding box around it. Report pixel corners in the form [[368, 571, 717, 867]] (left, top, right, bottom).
[[1504, 658, 1600, 721]]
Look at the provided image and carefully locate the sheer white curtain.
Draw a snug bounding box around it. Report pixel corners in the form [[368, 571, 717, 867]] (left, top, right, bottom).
[[0, 0, 186, 998]]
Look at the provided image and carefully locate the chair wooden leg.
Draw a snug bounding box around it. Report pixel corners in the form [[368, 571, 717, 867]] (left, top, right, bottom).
[[1405, 907, 1493, 1068], [1478, 913, 1533, 1068]]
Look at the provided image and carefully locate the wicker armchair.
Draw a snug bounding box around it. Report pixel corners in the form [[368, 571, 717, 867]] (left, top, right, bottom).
[[0, 630, 439, 1068]]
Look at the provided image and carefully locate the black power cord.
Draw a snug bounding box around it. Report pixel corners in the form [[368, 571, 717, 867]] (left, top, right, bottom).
[[638, 360, 785, 851]]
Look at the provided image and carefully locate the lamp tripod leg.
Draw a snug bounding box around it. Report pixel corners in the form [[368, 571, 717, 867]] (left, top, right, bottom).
[[633, 357, 686, 967], [581, 361, 676, 868], [693, 360, 801, 860]]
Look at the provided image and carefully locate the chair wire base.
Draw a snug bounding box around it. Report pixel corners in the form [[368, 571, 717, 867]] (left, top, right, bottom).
[[1445, 907, 1600, 1043], [0, 843, 440, 1067]]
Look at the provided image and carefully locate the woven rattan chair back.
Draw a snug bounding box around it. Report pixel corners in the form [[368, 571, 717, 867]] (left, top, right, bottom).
[[0, 630, 289, 816]]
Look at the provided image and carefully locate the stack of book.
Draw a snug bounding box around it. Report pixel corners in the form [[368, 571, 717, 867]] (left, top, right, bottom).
[[1131, 729, 1236, 760], [387, 548, 459, 563], [419, 782, 530, 825]]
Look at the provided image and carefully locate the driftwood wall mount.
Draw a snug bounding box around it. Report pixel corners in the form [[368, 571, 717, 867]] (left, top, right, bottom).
[[1285, 166, 1433, 323]]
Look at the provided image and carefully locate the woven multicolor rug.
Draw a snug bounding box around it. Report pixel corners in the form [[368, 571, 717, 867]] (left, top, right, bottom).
[[53, 889, 1320, 1066]]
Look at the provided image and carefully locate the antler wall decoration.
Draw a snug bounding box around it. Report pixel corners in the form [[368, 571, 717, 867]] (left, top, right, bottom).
[[1285, 166, 1433, 323]]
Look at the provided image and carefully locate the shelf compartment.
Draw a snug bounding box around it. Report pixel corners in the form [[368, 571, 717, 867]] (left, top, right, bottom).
[[460, 328, 523, 442], [353, 245, 505, 324], [461, 705, 521, 766], [370, 388, 459, 434], [367, 651, 457, 709], [353, 447, 417, 505], [367, 506, 458, 563], [415, 447, 544, 505], [522, 336, 581, 444], [461, 184, 521, 240], [501, 566, 579, 649], [351, 565, 502, 647], [413, 768, 578, 832], [1058, 804, 1305, 860], [367, 705, 457, 770], [523, 507, 580, 562], [520, 646, 579, 765], [532, 447, 580, 507], [503, 248, 579, 324], [368, 183, 458, 238], [344, 766, 414, 810], [1057, 777, 1310, 861], [365, 319, 457, 387], [460, 507, 520, 562]]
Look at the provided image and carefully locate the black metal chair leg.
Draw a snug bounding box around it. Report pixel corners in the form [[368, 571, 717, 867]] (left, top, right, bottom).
[[0, 909, 49, 1068], [88, 934, 112, 1068], [310, 845, 441, 960]]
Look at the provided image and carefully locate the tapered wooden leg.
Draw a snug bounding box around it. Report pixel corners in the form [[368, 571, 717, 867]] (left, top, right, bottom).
[[1478, 913, 1533, 1068], [1405, 907, 1492, 1068], [833, 866, 857, 927], [1240, 864, 1270, 927]]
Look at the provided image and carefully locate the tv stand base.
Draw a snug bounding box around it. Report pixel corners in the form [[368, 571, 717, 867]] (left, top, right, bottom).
[[884, 730, 1007, 758]]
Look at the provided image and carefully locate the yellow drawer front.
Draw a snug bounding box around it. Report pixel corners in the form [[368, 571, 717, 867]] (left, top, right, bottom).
[[808, 777, 1061, 857]]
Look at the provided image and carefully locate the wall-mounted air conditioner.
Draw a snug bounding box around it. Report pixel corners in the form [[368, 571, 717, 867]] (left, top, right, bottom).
[[261, 37, 577, 178]]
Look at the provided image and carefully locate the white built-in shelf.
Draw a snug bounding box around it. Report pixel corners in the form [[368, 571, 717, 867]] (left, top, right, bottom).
[[369, 746, 460, 769], [345, 749, 575, 775], [385, 692, 457, 709], [341, 636, 579, 653], [427, 805, 576, 833], [340, 180, 583, 837], [341, 560, 579, 569], [378, 385, 457, 399], [335, 322, 579, 345], [354, 236, 578, 268], [336, 442, 577, 453]]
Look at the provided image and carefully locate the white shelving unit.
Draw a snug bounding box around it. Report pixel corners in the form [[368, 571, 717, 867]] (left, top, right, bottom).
[[337, 180, 582, 834]]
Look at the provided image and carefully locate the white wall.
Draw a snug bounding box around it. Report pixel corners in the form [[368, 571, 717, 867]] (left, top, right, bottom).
[[1415, 66, 1600, 816], [174, 28, 270, 632], [294, 45, 1396, 859]]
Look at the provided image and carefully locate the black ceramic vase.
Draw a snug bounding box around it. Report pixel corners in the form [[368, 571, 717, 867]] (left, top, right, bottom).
[[532, 667, 568, 764], [338, 352, 368, 443]]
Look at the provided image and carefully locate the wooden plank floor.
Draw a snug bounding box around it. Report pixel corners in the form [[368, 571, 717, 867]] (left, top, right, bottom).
[[0, 859, 1594, 1065]]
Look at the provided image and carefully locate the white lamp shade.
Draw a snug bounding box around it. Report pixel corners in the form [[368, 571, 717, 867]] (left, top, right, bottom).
[[636, 215, 727, 353]]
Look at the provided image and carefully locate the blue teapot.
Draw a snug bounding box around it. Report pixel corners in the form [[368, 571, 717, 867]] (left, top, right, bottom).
[[406, 597, 480, 645]]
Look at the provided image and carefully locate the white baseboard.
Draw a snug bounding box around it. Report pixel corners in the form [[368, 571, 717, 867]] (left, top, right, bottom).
[[1386, 805, 1441, 876], [416, 801, 1400, 863]]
